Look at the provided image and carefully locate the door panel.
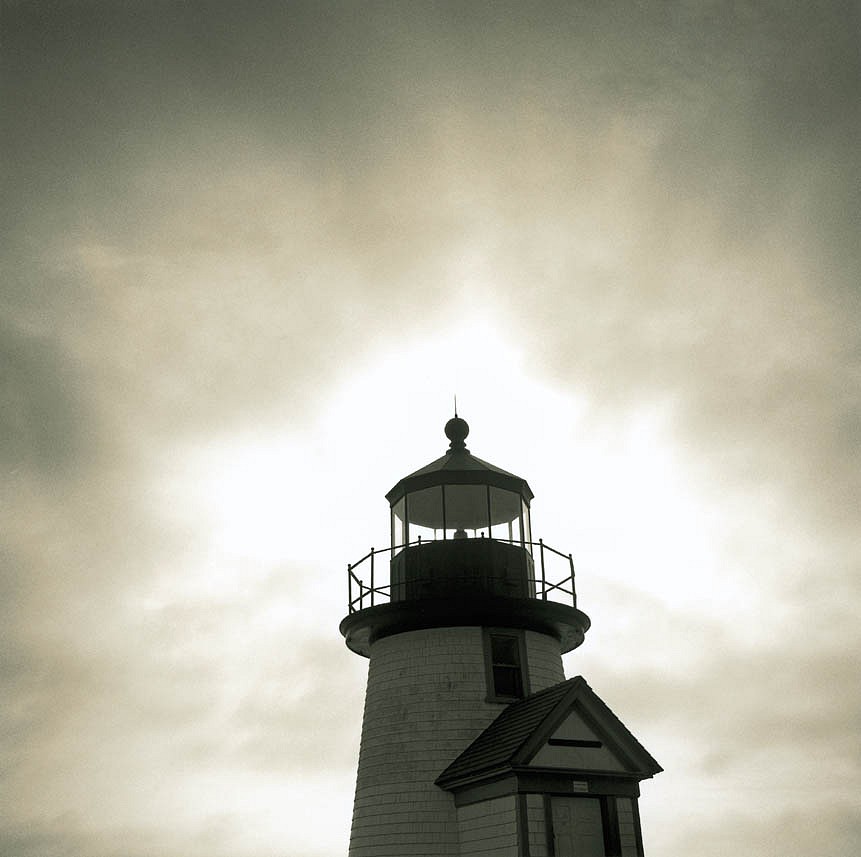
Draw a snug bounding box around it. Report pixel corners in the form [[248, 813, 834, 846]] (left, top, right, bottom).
[[551, 797, 604, 857]]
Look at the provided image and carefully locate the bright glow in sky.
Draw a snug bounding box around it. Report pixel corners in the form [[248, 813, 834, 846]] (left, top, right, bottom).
[[2, 3, 859, 857]]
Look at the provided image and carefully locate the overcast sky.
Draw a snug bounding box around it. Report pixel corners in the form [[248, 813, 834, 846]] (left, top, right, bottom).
[[2, 2, 859, 855]]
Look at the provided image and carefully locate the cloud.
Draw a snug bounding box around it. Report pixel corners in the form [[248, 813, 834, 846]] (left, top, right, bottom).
[[1, 3, 858, 856], [657, 798, 861, 857], [0, 320, 91, 474]]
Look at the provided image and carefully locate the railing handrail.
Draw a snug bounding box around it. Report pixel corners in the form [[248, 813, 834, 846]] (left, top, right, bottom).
[[346, 536, 578, 614], [348, 537, 570, 571]]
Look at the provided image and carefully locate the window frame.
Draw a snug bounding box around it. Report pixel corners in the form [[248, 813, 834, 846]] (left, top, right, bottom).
[[483, 627, 530, 703]]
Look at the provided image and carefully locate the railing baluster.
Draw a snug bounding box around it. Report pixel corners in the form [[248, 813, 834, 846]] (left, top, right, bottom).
[[569, 553, 575, 607], [539, 538, 546, 600], [345, 537, 576, 612]]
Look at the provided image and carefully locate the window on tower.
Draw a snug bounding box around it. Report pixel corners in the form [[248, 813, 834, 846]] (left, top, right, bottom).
[[484, 629, 529, 702]]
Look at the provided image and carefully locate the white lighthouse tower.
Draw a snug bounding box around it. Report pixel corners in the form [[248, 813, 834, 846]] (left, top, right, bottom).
[[340, 416, 661, 857]]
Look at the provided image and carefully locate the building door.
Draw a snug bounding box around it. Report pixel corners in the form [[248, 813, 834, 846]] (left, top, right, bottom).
[[551, 797, 604, 857]]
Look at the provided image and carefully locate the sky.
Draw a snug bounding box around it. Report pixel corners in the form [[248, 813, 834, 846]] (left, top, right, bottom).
[[1, 1, 859, 855]]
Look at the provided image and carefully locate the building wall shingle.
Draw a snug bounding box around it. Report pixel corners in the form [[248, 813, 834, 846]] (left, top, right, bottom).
[[456, 795, 519, 857], [526, 793, 549, 857], [525, 630, 566, 691], [617, 797, 639, 857]]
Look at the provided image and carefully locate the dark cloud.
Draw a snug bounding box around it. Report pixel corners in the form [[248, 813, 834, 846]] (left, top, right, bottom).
[[660, 799, 861, 857], [580, 591, 861, 820], [0, 635, 99, 767], [0, 321, 90, 473], [227, 639, 364, 771], [0, 821, 139, 857], [0, 816, 275, 857]]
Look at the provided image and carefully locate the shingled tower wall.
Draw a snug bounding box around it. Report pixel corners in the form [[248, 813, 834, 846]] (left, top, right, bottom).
[[348, 627, 564, 856]]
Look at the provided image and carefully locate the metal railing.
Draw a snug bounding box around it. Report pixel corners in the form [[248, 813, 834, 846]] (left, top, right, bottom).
[[347, 537, 577, 614]]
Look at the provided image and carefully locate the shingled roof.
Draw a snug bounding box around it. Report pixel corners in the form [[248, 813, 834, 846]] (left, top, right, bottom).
[[436, 676, 662, 790]]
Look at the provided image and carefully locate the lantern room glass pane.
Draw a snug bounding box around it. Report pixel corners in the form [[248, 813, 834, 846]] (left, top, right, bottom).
[[406, 486, 443, 543], [522, 498, 532, 552], [442, 484, 489, 537], [391, 497, 405, 551], [508, 514, 522, 544], [489, 486, 522, 541]]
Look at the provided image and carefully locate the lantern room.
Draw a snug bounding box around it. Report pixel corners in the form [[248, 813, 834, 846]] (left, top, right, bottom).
[[386, 416, 533, 549], [384, 416, 538, 602]]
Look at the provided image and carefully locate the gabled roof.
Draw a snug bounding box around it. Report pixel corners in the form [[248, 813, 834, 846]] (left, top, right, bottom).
[[436, 676, 662, 790]]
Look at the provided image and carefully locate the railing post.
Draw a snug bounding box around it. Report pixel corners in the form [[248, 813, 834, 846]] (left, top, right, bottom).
[[569, 553, 575, 607], [370, 547, 375, 607], [539, 538, 547, 600]]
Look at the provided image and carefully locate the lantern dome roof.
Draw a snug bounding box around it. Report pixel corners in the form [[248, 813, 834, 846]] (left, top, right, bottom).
[[385, 417, 534, 505]]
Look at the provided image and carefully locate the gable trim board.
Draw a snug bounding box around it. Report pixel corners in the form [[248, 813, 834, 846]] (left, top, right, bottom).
[[449, 772, 642, 809]]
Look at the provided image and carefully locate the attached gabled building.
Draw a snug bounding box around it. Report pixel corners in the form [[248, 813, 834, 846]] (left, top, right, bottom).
[[437, 676, 662, 856]]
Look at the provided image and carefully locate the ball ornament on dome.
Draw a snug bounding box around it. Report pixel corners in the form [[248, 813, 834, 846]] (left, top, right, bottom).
[[444, 416, 470, 451]]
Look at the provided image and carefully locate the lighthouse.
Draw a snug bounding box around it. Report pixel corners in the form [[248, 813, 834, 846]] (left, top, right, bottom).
[[340, 416, 661, 857]]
